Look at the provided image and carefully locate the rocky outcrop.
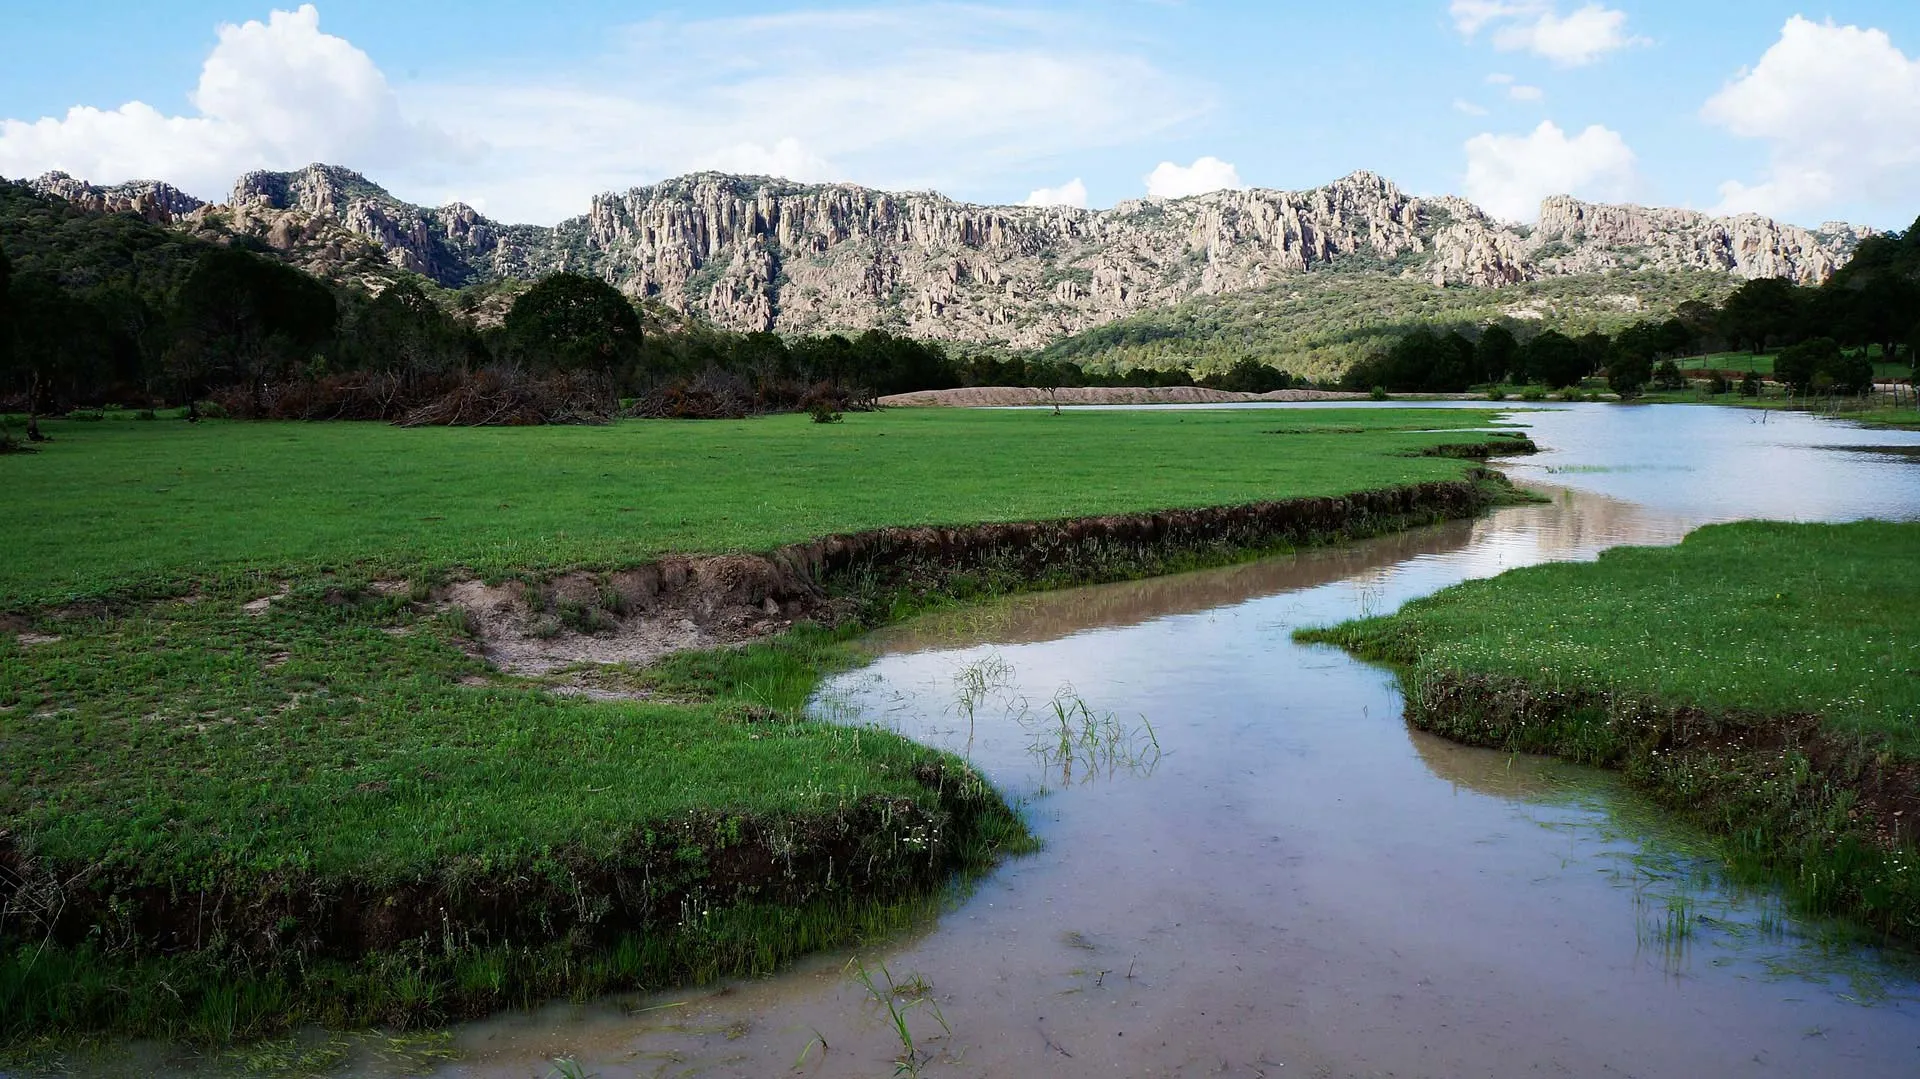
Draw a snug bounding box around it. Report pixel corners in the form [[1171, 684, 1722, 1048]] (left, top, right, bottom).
[[27, 172, 204, 224], [29, 163, 1870, 347], [1527, 196, 1858, 283]]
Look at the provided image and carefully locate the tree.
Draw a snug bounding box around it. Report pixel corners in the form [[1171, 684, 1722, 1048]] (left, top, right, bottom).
[[340, 279, 472, 382], [7, 273, 90, 440], [1203, 355, 1293, 394], [1674, 300, 1719, 352], [1719, 277, 1801, 353], [1606, 348, 1653, 398], [1526, 331, 1585, 389], [1475, 324, 1519, 384], [501, 273, 643, 376], [175, 247, 338, 414], [1774, 336, 1841, 394]]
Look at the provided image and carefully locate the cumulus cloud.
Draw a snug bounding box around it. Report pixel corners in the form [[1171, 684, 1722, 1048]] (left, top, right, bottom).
[[1463, 120, 1636, 221], [1702, 16, 1920, 221], [0, 5, 450, 201], [1144, 156, 1243, 199], [417, 7, 1208, 221], [695, 137, 837, 183], [1021, 178, 1088, 208], [1451, 2, 1641, 66], [0, 4, 1209, 224]]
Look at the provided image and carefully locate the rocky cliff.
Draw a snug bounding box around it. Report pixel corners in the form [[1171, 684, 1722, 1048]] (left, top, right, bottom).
[[27, 164, 1868, 348]]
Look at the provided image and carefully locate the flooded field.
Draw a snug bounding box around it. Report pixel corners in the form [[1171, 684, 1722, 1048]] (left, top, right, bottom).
[[85, 405, 1920, 1078]]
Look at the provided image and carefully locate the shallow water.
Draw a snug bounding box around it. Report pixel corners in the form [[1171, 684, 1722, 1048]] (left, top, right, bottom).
[[92, 406, 1920, 1078]]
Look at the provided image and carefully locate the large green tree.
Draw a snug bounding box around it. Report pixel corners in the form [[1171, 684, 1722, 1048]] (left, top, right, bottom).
[[1719, 277, 1802, 353], [502, 273, 644, 375], [340, 278, 473, 381], [1525, 331, 1585, 389], [175, 247, 338, 415], [1475, 324, 1519, 384]]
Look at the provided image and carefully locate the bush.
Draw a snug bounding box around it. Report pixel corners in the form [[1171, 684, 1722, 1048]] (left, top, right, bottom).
[[1651, 359, 1686, 391], [809, 403, 843, 424], [1370, 385, 1389, 401], [1705, 372, 1731, 395], [1740, 371, 1763, 397]]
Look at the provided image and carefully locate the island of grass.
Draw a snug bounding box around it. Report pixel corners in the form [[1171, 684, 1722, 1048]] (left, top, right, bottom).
[[0, 406, 1524, 1046], [1299, 520, 1920, 939]]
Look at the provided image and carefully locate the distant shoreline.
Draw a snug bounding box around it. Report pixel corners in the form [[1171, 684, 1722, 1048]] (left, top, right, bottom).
[[878, 385, 1370, 407]]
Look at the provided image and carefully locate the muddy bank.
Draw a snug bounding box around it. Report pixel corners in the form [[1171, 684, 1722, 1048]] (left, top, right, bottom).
[[450, 475, 1502, 675], [877, 385, 1367, 407], [1399, 670, 1920, 938]]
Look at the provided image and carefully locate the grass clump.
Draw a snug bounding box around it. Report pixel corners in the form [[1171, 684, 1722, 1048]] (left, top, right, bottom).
[[1299, 520, 1920, 938]]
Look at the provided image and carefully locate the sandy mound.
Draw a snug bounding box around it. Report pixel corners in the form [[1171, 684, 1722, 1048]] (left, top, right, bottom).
[[878, 386, 1367, 407]]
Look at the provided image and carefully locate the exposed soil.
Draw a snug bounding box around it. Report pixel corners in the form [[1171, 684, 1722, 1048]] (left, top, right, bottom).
[[445, 477, 1496, 677], [1405, 670, 1920, 935], [876, 385, 1368, 407]]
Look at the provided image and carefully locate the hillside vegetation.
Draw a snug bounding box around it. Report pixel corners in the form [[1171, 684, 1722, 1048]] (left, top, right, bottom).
[[1037, 268, 1739, 381]]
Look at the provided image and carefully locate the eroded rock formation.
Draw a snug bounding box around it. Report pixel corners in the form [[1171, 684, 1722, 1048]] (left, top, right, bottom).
[[28, 164, 1869, 347]]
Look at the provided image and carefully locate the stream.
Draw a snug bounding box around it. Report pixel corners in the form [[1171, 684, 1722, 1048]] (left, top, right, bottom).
[[122, 405, 1920, 1077]]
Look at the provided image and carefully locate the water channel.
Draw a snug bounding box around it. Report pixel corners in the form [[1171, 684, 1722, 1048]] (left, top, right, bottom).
[[126, 405, 1920, 1077]]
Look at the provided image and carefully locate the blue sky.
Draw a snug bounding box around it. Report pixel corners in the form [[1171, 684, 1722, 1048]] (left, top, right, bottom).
[[3, 2, 1918, 230]]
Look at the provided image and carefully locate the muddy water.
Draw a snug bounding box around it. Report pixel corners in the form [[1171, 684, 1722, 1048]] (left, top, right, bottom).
[[128, 407, 1920, 1078]]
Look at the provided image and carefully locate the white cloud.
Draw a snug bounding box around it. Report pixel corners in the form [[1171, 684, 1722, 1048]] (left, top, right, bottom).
[[1484, 72, 1516, 84], [0, 4, 1209, 224], [0, 5, 451, 201], [1509, 84, 1544, 101], [1702, 16, 1920, 221], [1144, 156, 1243, 199], [1453, 99, 1491, 116], [1463, 120, 1636, 221], [1451, 2, 1640, 67], [415, 7, 1207, 221], [1021, 177, 1088, 208], [695, 137, 837, 183]]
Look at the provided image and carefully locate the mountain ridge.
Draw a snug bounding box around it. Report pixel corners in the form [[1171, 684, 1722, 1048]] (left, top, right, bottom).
[[22, 163, 1873, 349]]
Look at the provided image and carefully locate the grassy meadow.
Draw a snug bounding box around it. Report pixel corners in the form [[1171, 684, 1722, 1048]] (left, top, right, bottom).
[[1, 407, 1503, 607], [1302, 521, 1920, 936], [1, 406, 1510, 1043]]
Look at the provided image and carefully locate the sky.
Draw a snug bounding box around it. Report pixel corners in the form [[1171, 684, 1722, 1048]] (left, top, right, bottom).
[[2, 2, 1918, 231]]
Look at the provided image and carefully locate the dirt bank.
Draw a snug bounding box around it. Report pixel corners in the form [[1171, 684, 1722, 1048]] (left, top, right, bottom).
[[1402, 670, 1920, 938], [878, 385, 1368, 407], [450, 476, 1500, 676]]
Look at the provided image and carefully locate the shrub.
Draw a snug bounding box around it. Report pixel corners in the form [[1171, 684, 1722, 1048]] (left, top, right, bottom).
[[1740, 371, 1763, 397], [1370, 385, 1389, 401], [1704, 372, 1730, 395]]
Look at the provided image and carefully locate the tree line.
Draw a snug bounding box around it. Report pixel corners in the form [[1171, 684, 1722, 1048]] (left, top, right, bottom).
[[1342, 219, 1920, 396], [0, 173, 1302, 429]]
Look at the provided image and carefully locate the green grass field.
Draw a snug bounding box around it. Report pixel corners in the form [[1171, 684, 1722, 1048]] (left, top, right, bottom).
[[1302, 521, 1920, 935], [1, 407, 1507, 1043], [1, 408, 1502, 607], [1678, 349, 1912, 380]]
